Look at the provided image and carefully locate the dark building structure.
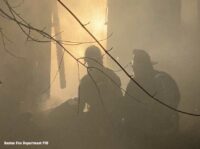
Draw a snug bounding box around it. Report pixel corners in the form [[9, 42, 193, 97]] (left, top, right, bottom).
[[0, 0, 66, 112]]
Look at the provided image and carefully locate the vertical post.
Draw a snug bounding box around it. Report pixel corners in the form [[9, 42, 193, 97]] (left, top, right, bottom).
[[53, 1, 66, 89]]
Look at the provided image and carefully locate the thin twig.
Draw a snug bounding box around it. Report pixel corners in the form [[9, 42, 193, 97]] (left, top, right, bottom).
[[58, 0, 200, 116]]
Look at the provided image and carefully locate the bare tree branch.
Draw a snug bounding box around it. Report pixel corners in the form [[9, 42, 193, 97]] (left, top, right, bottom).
[[57, 0, 200, 116], [0, 28, 25, 59], [0, 0, 199, 116]]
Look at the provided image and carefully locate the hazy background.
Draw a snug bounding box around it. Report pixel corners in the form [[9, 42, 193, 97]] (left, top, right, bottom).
[[0, 0, 200, 134]]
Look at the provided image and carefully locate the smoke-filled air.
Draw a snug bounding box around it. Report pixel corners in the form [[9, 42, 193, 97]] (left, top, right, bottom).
[[0, 0, 200, 149]]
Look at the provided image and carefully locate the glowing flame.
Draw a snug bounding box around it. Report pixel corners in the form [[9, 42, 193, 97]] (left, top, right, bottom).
[[91, 14, 107, 35]]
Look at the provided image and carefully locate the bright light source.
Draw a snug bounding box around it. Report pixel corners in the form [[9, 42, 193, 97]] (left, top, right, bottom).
[[91, 14, 107, 35]]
